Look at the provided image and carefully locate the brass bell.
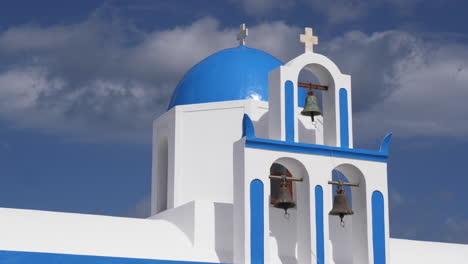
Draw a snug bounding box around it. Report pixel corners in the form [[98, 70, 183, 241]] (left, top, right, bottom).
[[301, 90, 322, 121], [274, 180, 296, 214], [329, 186, 353, 223]]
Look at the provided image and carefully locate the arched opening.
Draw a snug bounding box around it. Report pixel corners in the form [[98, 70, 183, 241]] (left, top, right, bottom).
[[155, 136, 169, 213], [297, 69, 322, 145], [296, 63, 337, 146], [268, 158, 311, 264], [270, 163, 293, 205], [298, 68, 323, 109], [328, 164, 369, 264]]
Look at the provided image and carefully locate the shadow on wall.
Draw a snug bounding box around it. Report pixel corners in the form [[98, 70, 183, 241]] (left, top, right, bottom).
[[251, 112, 268, 139], [269, 158, 311, 264], [214, 202, 234, 263], [329, 164, 368, 264]]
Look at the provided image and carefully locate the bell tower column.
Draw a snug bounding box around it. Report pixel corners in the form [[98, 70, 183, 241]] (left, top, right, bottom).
[[268, 67, 299, 142], [233, 138, 272, 264], [268, 27, 353, 148]]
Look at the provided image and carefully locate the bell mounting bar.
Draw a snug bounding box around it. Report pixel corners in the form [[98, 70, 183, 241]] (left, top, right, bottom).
[[298, 82, 328, 91], [328, 180, 359, 187], [269, 175, 303, 182]]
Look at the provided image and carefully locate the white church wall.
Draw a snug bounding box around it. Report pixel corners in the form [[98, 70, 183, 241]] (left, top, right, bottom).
[[151, 107, 176, 215], [248, 100, 269, 139], [234, 142, 390, 264], [389, 238, 468, 263], [268, 67, 286, 141], [0, 204, 235, 263], [298, 111, 323, 144], [235, 147, 323, 264], [152, 100, 274, 212], [233, 139, 247, 264], [0, 208, 213, 262], [150, 200, 234, 263], [175, 101, 244, 206], [328, 158, 390, 264]]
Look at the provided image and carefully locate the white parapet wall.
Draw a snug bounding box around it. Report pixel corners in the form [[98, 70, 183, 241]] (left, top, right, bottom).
[[151, 99, 323, 215], [389, 238, 468, 263], [0, 204, 233, 263]]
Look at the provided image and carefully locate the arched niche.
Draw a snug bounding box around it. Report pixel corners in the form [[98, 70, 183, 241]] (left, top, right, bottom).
[[296, 66, 327, 145], [268, 157, 311, 264], [283, 52, 348, 147], [328, 163, 369, 264], [296, 63, 337, 147], [155, 136, 169, 213]]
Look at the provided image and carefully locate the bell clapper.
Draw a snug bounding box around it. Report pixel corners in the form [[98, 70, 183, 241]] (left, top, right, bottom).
[[284, 209, 291, 220]]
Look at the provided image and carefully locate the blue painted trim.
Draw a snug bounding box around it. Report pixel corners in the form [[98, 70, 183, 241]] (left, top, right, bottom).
[[250, 179, 264, 264], [285, 81, 295, 142], [240, 112, 391, 163], [242, 114, 256, 139], [245, 137, 388, 162], [379, 133, 393, 154], [315, 186, 324, 264], [339, 88, 349, 148], [0, 250, 230, 264], [372, 191, 386, 264]]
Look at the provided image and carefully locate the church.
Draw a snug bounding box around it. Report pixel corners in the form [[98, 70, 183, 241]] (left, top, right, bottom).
[[0, 25, 467, 264]]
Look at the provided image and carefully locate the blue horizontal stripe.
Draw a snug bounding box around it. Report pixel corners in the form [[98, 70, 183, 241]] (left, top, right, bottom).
[[0, 250, 230, 264], [245, 138, 388, 162]]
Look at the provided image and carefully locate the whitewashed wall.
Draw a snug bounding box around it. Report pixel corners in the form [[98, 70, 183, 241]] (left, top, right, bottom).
[[151, 99, 322, 213]]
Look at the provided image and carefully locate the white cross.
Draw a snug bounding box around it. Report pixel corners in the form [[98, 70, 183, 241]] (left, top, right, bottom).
[[237, 23, 248, 46], [300, 27, 318, 53]]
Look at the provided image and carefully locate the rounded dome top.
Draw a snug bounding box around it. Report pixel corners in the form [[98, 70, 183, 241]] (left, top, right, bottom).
[[167, 45, 283, 110]]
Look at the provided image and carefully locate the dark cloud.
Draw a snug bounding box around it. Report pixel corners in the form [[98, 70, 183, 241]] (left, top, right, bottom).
[[304, 0, 425, 24], [231, 0, 425, 23], [0, 15, 467, 144], [323, 30, 420, 113], [348, 34, 468, 141], [233, 0, 295, 15], [0, 16, 300, 143]]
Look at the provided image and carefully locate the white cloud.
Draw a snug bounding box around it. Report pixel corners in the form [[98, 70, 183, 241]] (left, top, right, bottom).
[[0, 15, 467, 143], [0, 67, 58, 112], [324, 31, 468, 141], [0, 16, 300, 142]]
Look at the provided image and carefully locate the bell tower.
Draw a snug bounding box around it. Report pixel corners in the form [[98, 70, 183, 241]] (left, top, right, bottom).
[[233, 27, 391, 264]]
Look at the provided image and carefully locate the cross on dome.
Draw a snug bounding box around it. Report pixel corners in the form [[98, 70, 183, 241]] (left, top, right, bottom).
[[237, 23, 248, 46], [300, 27, 318, 53]]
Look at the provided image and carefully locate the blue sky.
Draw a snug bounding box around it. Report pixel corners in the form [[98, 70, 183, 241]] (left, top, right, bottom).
[[0, 0, 467, 243]]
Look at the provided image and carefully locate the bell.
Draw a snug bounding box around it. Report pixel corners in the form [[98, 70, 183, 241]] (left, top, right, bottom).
[[274, 181, 296, 214], [301, 91, 322, 121], [329, 187, 353, 223]]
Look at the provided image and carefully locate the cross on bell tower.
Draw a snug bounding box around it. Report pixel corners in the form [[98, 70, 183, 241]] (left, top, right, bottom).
[[237, 23, 248, 46], [300, 27, 318, 53]]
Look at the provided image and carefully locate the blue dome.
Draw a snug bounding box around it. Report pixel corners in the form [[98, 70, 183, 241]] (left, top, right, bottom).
[[168, 45, 283, 110]]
